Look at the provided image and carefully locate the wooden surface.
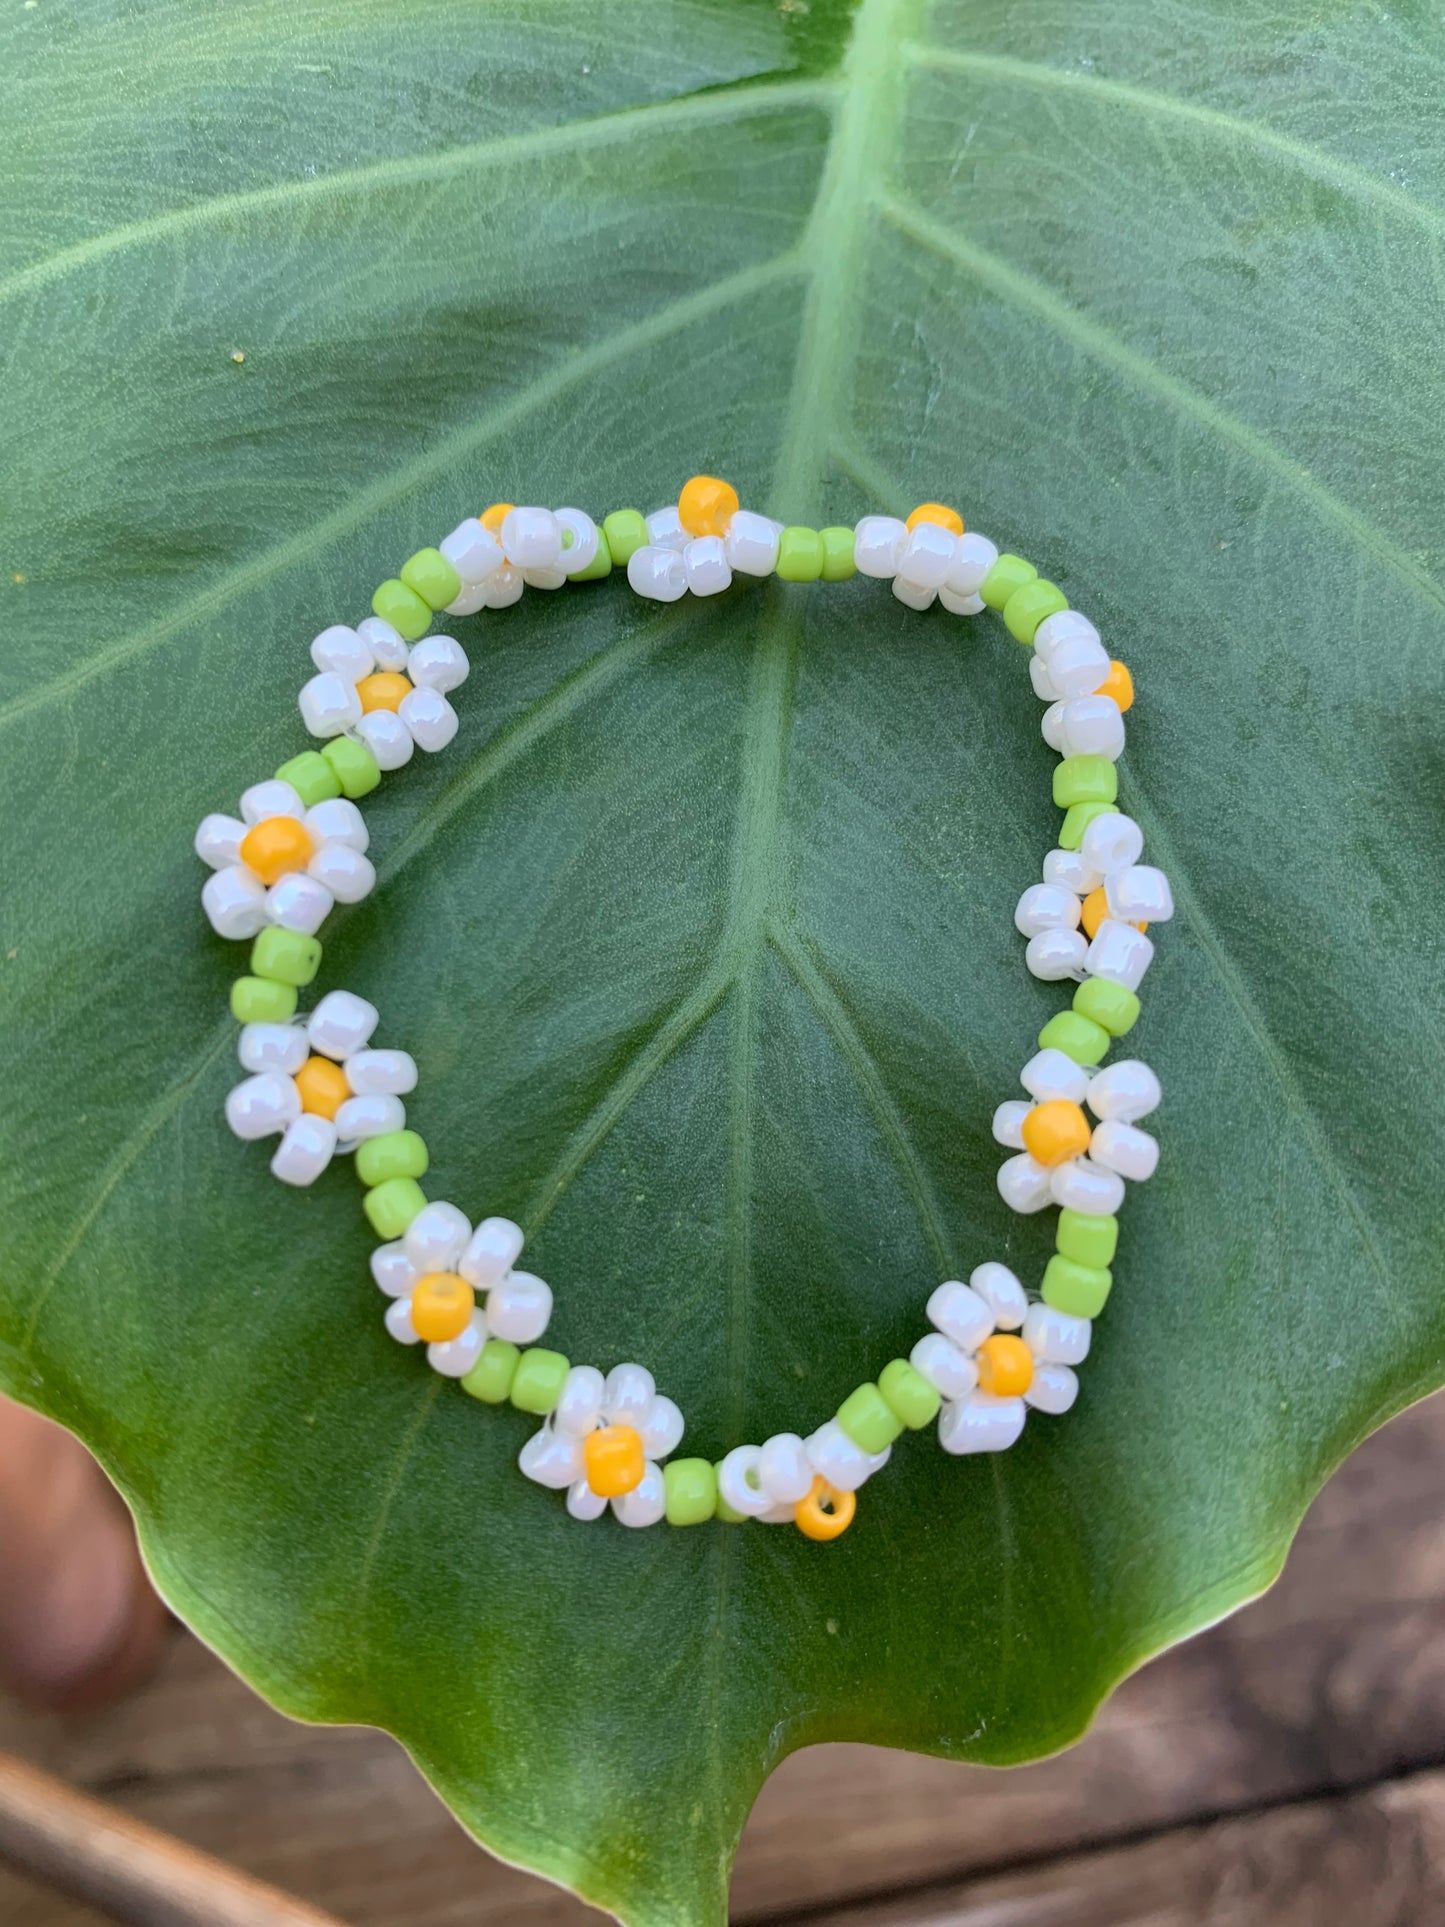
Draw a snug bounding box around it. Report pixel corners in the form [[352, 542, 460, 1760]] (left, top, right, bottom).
[[2, 1391, 1443, 1927]]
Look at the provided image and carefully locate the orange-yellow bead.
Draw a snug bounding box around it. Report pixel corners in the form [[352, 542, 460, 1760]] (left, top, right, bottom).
[[480, 502, 514, 536], [1021, 1099, 1092, 1167], [906, 501, 964, 536], [1097, 660, 1134, 712], [977, 1334, 1034, 1398], [239, 815, 314, 887], [677, 474, 739, 538], [356, 671, 412, 714], [794, 1475, 856, 1542], [410, 1273, 474, 1343], [1082, 886, 1146, 940], [294, 1054, 350, 1121], [583, 1425, 645, 1498]]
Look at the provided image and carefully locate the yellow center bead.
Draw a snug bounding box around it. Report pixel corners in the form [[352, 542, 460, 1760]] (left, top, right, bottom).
[[480, 502, 514, 536], [677, 474, 739, 538], [976, 1334, 1034, 1398], [794, 1475, 856, 1542], [1021, 1099, 1092, 1167], [584, 1424, 645, 1498], [239, 815, 314, 887], [906, 502, 964, 536], [294, 1054, 350, 1121], [410, 1273, 474, 1344], [1097, 660, 1135, 712], [356, 671, 412, 714]]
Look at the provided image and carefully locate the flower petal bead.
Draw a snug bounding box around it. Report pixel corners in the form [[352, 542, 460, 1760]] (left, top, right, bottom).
[[307, 988, 378, 1059], [302, 799, 367, 854], [1050, 1157, 1126, 1216], [1086, 1059, 1162, 1123], [1087, 920, 1154, 993], [385, 1297, 422, 1345], [370, 1242, 418, 1297], [1031, 655, 1063, 704], [718, 1444, 773, 1517], [440, 517, 505, 584], [1046, 633, 1111, 700], [1025, 1364, 1080, 1416], [1106, 864, 1175, 923], [241, 780, 306, 827], [401, 1200, 471, 1272], [897, 520, 956, 589], [758, 1433, 813, 1505], [566, 1478, 609, 1522], [225, 1072, 300, 1140], [398, 685, 459, 754], [938, 585, 985, 616], [341, 1046, 415, 1098], [203, 867, 269, 939], [195, 813, 247, 869], [1091, 1119, 1160, 1181], [356, 616, 409, 672], [1040, 699, 1066, 748], [724, 509, 781, 576], [555, 1365, 606, 1437], [602, 1363, 655, 1428], [336, 1092, 405, 1143], [1026, 928, 1089, 981], [299, 672, 363, 739], [354, 709, 414, 771], [640, 1395, 685, 1460], [892, 575, 936, 611], [459, 1216, 525, 1291], [1080, 811, 1144, 877], [939, 1392, 1026, 1455], [1059, 695, 1125, 761], [428, 1310, 489, 1379], [1043, 848, 1102, 896], [926, 1279, 995, 1351], [555, 507, 600, 574], [521, 1425, 585, 1490], [1023, 1302, 1092, 1366], [486, 1271, 553, 1344], [239, 1022, 310, 1076], [444, 579, 490, 616], [1021, 1047, 1091, 1105], [992, 1099, 1032, 1148], [1014, 883, 1081, 937], [266, 872, 334, 935], [945, 531, 999, 597], [480, 564, 524, 608], [998, 1151, 1053, 1213], [909, 1331, 979, 1399], [613, 1461, 667, 1528], [499, 507, 561, 571], [406, 634, 469, 695], [970, 1261, 1029, 1330], [310, 624, 372, 682], [1033, 607, 1100, 667], [803, 1421, 890, 1493], [645, 505, 688, 553], [271, 1112, 337, 1186], [854, 515, 908, 578], [627, 544, 687, 602], [683, 536, 731, 596]]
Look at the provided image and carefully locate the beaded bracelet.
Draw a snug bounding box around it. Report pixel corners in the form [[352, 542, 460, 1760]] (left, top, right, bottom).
[[194, 477, 1173, 1540]]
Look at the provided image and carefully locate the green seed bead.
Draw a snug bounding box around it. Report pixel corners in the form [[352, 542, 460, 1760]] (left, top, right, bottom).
[[1042, 1253, 1113, 1319], [400, 547, 462, 611], [602, 509, 648, 565], [372, 577, 432, 642], [664, 1458, 718, 1526], [1038, 1009, 1111, 1067], [1059, 800, 1116, 850], [837, 1382, 904, 1454], [1003, 578, 1068, 644], [230, 976, 298, 1023], [819, 526, 857, 581], [461, 1339, 520, 1405], [1057, 1208, 1118, 1270], [250, 926, 321, 987], [510, 1348, 570, 1416], [321, 736, 381, 799], [355, 1130, 429, 1187], [979, 553, 1037, 610], [1053, 755, 1118, 809], [569, 529, 612, 581], [715, 1469, 747, 1524], [878, 1357, 941, 1430], [777, 527, 825, 583], [363, 1177, 428, 1240], [274, 750, 341, 807], [1074, 977, 1141, 1037]]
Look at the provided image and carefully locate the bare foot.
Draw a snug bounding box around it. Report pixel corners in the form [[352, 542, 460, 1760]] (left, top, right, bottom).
[[0, 1399, 170, 1713]]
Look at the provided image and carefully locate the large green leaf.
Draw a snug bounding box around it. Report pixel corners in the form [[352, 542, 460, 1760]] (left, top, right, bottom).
[[2, 0, 1441, 1919]]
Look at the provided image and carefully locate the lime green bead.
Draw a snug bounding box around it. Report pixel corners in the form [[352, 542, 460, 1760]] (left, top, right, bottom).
[[777, 527, 825, 583], [372, 577, 432, 642], [602, 510, 648, 564], [510, 1348, 570, 1416], [1053, 755, 1118, 808], [400, 547, 462, 611], [979, 553, 1037, 610], [1038, 1009, 1111, 1067], [664, 1458, 718, 1526], [1074, 977, 1140, 1037], [1060, 800, 1115, 850], [321, 736, 381, 799], [1042, 1254, 1113, 1319], [250, 926, 321, 987], [715, 1469, 747, 1524], [878, 1357, 941, 1430], [1003, 578, 1068, 644], [230, 976, 297, 1023], [274, 750, 341, 807], [569, 529, 612, 581], [461, 1339, 521, 1405], [363, 1177, 428, 1239], [819, 526, 857, 581], [355, 1130, 429, 1187], [837, 1382, 904, 1454], [1057, 1208, 1118, 1270]]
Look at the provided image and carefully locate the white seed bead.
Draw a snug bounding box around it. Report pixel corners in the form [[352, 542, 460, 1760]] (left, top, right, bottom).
[[357, 617, 410, 672], [910, 1331, 979, 1399], [1087, 919, 1154, 992], [897, 521, 956, 590], [613, 1462, 667, 1527], [202, 867, 268, 939], [945, 531, 998, 596], [270, 1113, 337, 1186], [1060, 694, 1125, 760], [444, 579, 490, 617], [486, 1271, 552, 1344], [195, 813, 247, 869], [307, 990, 378, 1059], [683, 535, 731, 597], [1025, 1363, 1080, 1416], [1031, 655, 1062, 704], [1046, 634, 1110, 699], [640, 1395, 685, 1460], [304, 798, 367, 851], [939, 1392, 1026, 1455], [299, 672, 362, 739], [555, 1366, 606, 1438], [401, 1200, 471, 1272], [480, 564, 524, 609], [645, 506, 688, 552], [1021, 1047, 1091, 1105], [1050, 1158, 1126, 1215], [355, 709, 414, 770], [566, 1478, 609, 1522], [997, 1151, 1054, 1213], [522, 565, 568, 591], [428, 1311, 488, 1378], [336, 1092, 406, 1143], [555, 508, 599, 574], [853, 515, 908, 578], [1086, 1059, 1161, 1124], [970, 1261, 1029, 1330], [926, 1279, 995, 1350], [1023, 1303, 1092, 1366], [803, 1420, 890, 1492], [892, 575, 936, 611], [265, 872, 333, 936], [500, 506, 562, 571], [440, 518, 505, 585], [1033, 608, 1100, 665], [406, 634, 469, 695], [758, 1501, 799, 1524], [225, 1072, 300, 1141], [459, 1217, 524, 1291], [602, 1363, 655, 1428], [1106, 864, 1175, 923], [1043, 847, 1102, 895], [627, 544, 687, 602], [1026, 928, 1088, 981], [1080, 811, 1144, 877], [370, 1242, 418, 1297], [1015, 883, 1081, 938], [1040, 698, 1066, 748], [758, 1433, 813, 1504], [241, 780, 305, 825], [724, 509, 780, 576], [398, 686, 459, 754], [239, 1022, 309, 1076], [1091, 1119, 1160, 1181], [309, 625, 372, 682], [385, 1297, 421, 1345], [520, 1425, 583, 1489], [992, 1098, 1032, 1149], [938, 585, 985, 615], [718, 1444, 773, 1516]]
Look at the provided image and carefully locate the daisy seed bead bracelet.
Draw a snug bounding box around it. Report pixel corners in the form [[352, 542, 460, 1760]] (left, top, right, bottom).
[[194, 477, 1173, 1539]]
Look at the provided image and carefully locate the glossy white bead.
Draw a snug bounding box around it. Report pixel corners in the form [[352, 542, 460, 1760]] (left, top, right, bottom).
[[194, 813, 246, 869], [459, 1217, 524, 1291], [555, 1366, 606, 1438], [1021, 1048, 1091, 1105], [1085, 1059, 1161, 1123], [718, 1444, 772, 1516], [853, 515, 908, 577], [270, 1112, 337, 1186], [945, 531, 998, 596], [939, 1392, 1026, 1455], [480, 563, 524, 609], [1091, 1119, 1159, 1181], [500, 506, 562, 571], [644, 506, 688, 552], [758, 1502, 799, 1524], [1087, 919, 1154, 992], [406, 634, 469, 695], [1106, 864, 1174, 923], [758, 1433, 813, 1504], [355, 709, 415, 770], [909, 1331, 978, 1399], [428, 1310, 488, 1378], [566, 1478, 609, 1522], [997, 1151, 1054, 1213], [301, 798, 365, 851], [1060, 694, 1125, 760], [486, 1271, 552, 1344], [926, 1279, 995, 1351], [938, 585, 985, 616], [1080, 812, 1144, 877], [401, 1200, 471, 1272], [335, 1092, 405, 1143], [520, 1425, 583, 1489], [444, 579, 489, 617], [970, 1261, 1029, 1330], [683, 536, 731, 597], [440, 518, 505, 584], [724, 509, 780, 576], [1046, 634, 1110, 699], [240, 780, 305, 825], [1026, 928, 1088, 981], [307, 989, 378, 1059], [992, 1099, 1031, 1149], [239, 1022, 309, 1076], [265, 872, 333, 935], [897, 521, 956, 590], [398, 686, 458, 753], [892, 575, 936, 611], [522, 564, 568, 591], [202, 867, 268, 938], [299, 671, 362, 739], [627, 544, 687, 602], [802, 1420, 890, 1493], [370, 1242, 418, 1297], [1022, 1303, 1092, 1366], [555, 508, 599, 574], [385, 1297, 421, 1345], [1043, 847, 1102, 895], [1015, 883, 1081, 938], [1050, 1158, 1126, 1216], [1025, 1363, 1079, 1416], [613, 1462, 666, 1528], [602, 1363, 655, 1428], [309, 624, 372, 682], [225, 1072, 300, 1140], [357, 616, 410, 672], [640, 1395, 684, 1461], [1040, 698, 1066, 748], [1033, 608, 1100, 665]]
